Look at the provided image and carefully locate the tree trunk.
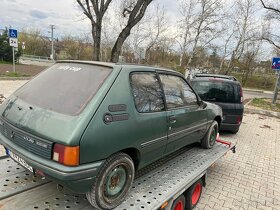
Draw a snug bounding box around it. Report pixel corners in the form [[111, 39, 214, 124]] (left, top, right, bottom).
[[111, 27, 131, 62], [92, 22, 102, 61]]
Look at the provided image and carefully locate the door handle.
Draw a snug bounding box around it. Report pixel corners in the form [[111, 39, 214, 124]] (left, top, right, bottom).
[[169, 115, 176, 124]]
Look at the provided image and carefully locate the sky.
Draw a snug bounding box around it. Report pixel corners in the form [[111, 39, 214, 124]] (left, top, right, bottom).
[[0, 0, 178, 37], [0, 0, 276, 60]]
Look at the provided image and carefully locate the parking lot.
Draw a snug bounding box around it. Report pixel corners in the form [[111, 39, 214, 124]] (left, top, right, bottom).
[[0, 80, 280, 210]]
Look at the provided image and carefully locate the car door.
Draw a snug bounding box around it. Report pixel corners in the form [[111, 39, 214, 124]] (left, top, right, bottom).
[[130, 71, 168, 167], [158, 73, 208, 155]]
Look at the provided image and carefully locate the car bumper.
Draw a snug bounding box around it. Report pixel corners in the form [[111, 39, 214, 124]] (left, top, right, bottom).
[[220, 122, 240, 131], [0, 132, 104, 193]]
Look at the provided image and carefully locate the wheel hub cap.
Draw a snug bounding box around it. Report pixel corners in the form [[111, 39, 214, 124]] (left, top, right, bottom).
[[105, 166, 126, 197]]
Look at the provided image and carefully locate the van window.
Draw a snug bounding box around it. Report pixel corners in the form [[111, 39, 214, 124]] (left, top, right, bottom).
[[15, 63, 112, 115], [191, 81, 240, 103], [130, 72, 165, 113]]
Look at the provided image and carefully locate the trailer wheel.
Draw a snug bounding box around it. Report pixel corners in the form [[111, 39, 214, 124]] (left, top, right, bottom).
[[171, 195, 185, 210], [201, 121, 218, 149], [185, 179, 203, 209], [86, 153, 135, 210]]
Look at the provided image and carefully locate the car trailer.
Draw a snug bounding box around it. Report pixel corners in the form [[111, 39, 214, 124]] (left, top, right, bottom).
[[0, 138, 235, 210]]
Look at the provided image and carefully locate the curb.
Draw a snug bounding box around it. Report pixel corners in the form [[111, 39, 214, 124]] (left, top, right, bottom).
[[0, 77, 32, 80], [243, 88, 276, 94], [245, 99, 280, 119], [244, 107, 280, 119]]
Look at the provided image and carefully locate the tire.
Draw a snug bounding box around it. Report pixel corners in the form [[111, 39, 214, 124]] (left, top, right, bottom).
[[86, 152, 135, 210], [231, 127, 239, 134], [185, 179, 203, 210], [201, 121, 218, 149], [171, 195, 185, 210]]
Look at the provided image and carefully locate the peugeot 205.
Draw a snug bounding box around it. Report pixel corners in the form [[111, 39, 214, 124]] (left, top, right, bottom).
[[0, 61, 222, 209]]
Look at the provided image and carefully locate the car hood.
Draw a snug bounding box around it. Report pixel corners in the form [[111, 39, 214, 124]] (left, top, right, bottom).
[[0, 95, 86, 145]]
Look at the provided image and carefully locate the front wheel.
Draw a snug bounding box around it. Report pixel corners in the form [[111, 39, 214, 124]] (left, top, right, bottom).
[[86, 153, 135, 209], [201, 121, 218, 149]]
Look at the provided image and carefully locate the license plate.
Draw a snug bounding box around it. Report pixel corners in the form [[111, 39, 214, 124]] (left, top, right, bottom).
[[8, 150, 33, 173]]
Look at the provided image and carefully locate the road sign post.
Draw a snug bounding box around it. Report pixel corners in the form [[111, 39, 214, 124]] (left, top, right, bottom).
[[9, 29, 18, 73], [272, 57, 280, 104]]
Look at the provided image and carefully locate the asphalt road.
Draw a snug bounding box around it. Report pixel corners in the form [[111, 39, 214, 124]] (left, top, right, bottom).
[[243, 89, 276, 99]]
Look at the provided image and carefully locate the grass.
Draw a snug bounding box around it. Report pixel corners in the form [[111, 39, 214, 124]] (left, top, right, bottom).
[[0, 60, 12, 64], [4, 72, 30, 77], [231, 73, 276, 91], [250, 98, 280, 112]]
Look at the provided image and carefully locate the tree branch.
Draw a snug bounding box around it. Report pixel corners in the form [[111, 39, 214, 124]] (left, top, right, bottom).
[[260, 0, 280, 13], [262, 36, 280, 49]]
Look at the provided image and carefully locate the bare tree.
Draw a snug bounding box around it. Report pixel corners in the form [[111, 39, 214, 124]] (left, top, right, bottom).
[[124, 4, 168, 63], [223, 0, 260, 74], [77, 0, 153, 62], [76, 0, 112, 61], [177, 0, 195, 67], [111, 0, 153, 62], [259, 0, 280, 50], [178, 0, 223, 68]]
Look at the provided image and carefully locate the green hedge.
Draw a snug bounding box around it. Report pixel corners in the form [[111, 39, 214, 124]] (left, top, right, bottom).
[[231, 73, 277, 91]]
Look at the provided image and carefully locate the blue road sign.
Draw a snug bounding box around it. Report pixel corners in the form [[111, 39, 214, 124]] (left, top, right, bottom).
[[9, 29, 17, 38], [272, 57, 280, 70]]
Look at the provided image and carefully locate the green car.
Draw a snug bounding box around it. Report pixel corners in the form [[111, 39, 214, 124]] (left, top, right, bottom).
[[0, 61, 222, 209]]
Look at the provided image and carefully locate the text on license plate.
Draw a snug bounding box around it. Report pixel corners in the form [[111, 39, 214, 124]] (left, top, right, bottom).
[[8, 150, 33, 173]]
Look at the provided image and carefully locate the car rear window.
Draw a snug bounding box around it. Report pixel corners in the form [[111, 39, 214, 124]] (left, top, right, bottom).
[[191, 80, 241, 103], [15, 63, 112, 115]]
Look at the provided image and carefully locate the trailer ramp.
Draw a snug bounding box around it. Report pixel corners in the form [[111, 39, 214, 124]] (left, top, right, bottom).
[[0, 142, 234, 210]]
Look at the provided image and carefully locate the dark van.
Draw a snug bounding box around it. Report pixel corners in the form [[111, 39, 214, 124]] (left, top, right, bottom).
[[191, 74, 244, 133]]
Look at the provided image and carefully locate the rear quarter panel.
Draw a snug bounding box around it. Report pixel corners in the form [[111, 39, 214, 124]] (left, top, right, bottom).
[[79, 67, 168, 168]]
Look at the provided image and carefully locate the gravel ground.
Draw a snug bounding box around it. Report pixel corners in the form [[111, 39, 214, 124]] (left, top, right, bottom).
[[0, 80, 28, 98], [0, 63, 44, 76]]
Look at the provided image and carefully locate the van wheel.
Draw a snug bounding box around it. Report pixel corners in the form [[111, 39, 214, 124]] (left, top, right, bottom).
[[86, 153, 135, 210], [185, 179, 203, 209], [201, 121, 218, 149]]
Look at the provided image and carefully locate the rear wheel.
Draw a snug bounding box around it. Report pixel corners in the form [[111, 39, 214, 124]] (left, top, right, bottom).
[[185, 179, 203, 209], [171, 195, 185, 210], [201, 121, 218, 149], [86, 153, 135, 209]]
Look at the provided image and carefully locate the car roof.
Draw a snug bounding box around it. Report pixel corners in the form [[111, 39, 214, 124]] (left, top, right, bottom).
[[57, 60, 116, 68], [57, 60, 179, 74], [192, 74, 240, 83]]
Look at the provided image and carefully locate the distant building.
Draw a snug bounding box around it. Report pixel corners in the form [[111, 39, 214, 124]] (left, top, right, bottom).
[[0, 29, 5, 35]]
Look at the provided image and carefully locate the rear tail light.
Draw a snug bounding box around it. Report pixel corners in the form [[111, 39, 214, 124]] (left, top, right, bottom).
[[236, 116, 242, 125], [53, 144, 80, 166]]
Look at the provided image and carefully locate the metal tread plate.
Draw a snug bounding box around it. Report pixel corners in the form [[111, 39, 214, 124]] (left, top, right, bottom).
[[0, 157, 50, 200], [0, 143, 231, 210], [117, 142, 230, 210]]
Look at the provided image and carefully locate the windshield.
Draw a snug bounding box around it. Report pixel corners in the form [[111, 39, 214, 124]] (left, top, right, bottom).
[[15, 63, 112, 115], [191, 80, 241, 103]]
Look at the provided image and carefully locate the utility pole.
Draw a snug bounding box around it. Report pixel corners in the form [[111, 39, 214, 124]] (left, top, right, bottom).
[[50, 25, 55, 60], [272, 72, 280, 104], [272, 57, 280, 104]]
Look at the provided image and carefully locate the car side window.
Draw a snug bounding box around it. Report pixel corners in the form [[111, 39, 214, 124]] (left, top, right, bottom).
[[130, 72, 165, 113], [159, 74, 198, 109]]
